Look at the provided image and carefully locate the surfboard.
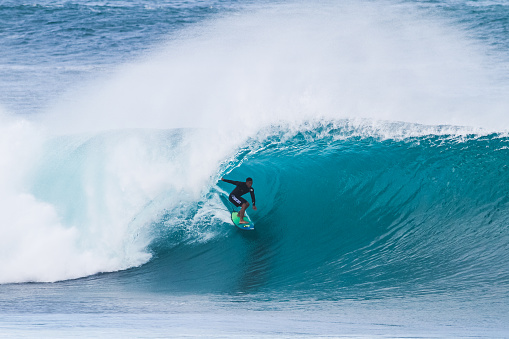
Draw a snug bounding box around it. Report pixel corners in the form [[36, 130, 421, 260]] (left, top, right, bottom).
[[231, 211, 255, 230]]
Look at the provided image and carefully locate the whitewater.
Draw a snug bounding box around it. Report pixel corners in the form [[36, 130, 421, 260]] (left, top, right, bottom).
[[0, 0, 508, 337]]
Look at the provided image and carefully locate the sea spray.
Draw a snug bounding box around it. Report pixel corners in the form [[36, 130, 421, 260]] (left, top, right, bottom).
[[43, 1, 508, 134]]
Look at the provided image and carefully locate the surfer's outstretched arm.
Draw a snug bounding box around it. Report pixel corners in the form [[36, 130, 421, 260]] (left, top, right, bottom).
[[221, 178, 243, 186]]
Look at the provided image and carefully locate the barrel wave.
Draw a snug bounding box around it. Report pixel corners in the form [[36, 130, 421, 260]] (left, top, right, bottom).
[[1, 114, 508, 303], [134, 122, 509, 300]]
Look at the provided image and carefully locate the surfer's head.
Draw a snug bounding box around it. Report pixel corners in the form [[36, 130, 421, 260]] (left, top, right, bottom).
[[246, 177, 253, 188]]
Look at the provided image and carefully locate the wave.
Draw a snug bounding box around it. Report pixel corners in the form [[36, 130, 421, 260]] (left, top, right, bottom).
[[129, 122, 508, 298], [0, 119, 508, 303]]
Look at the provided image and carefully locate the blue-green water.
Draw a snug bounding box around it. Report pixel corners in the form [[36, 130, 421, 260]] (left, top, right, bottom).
[[1, 0, 508, 337]]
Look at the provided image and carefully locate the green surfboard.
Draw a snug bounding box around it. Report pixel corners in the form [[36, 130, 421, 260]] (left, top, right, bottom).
[[231, 211, 255, 230]]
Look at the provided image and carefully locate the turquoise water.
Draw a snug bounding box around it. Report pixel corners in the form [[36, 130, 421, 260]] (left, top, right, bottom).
[[1, 0, 509, 337]]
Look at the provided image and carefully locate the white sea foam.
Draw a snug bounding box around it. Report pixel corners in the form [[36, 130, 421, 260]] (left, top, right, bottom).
[[0, 114, 240, 283]]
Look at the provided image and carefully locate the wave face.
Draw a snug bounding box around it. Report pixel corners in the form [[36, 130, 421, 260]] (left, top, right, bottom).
[[131, 123, 509, 299]]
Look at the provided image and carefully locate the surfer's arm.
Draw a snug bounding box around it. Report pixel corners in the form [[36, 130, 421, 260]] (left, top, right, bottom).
[[250, 190, 256, 208], [221, 178, 242, 186]]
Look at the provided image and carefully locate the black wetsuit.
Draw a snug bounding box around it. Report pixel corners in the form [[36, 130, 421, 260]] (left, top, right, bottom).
[[222, 179, 256, 208]]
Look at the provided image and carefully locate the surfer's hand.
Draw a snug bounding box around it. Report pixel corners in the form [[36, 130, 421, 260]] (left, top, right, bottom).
[[253, 206, 257, 210]]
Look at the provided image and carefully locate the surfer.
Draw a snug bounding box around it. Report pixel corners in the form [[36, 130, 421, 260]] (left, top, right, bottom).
[[221, 177, 257, 224]]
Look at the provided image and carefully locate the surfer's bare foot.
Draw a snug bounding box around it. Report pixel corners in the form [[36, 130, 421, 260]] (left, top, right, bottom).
[[239, 220, 249, 224]]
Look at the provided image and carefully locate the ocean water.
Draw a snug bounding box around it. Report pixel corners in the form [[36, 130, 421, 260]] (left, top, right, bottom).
[[1, 0, 509, 337]]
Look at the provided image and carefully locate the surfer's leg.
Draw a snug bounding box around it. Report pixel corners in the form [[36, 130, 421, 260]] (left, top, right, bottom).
[[230, 194, 245, 220], [239, 202, 250, 224]]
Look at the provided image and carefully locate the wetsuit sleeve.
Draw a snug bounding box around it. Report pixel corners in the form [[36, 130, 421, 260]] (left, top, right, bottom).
[[222, 179, 243, 186], [250, 189, 256, 206]]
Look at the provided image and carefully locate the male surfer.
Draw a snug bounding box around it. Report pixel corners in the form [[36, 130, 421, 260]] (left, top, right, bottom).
[[221, 177, 257, 224]]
